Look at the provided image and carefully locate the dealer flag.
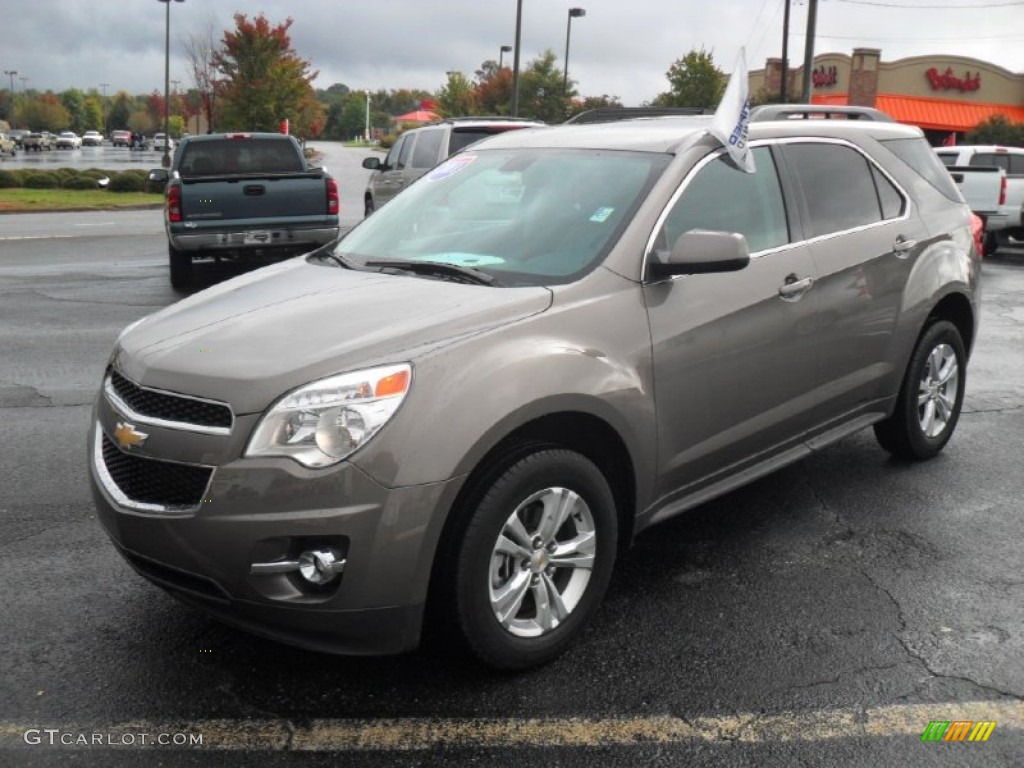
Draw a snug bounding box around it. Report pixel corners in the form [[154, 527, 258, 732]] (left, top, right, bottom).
[[710, 47, 755, 173]]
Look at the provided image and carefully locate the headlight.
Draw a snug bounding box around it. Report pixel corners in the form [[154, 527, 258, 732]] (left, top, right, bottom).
[[245, 364, 412, 468]]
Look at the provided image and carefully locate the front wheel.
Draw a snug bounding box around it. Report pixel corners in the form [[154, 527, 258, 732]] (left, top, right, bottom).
[[364, 195, 375, 218], [452, 449, 618, 670], [874, 320, 966, 460]]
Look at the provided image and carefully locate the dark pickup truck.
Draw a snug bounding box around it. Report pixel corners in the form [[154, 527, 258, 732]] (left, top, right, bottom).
[[148, 133, 340, 289]]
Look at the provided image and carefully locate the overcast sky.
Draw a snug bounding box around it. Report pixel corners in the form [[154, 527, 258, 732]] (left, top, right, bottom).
[[3, 0, 1023, 106]]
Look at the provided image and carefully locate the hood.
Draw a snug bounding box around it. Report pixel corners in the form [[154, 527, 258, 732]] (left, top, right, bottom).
[[114, 258, 551, 414]]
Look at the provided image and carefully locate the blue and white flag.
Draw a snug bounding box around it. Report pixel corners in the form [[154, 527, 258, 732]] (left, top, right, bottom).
[[710, 47, 755, 173]]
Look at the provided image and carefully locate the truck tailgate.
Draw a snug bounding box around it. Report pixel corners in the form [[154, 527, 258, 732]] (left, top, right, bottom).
[[180, 173, 327, 222]]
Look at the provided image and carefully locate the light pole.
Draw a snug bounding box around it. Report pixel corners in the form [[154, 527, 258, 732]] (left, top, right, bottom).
[[99, 82, 109, 136], [157, 0, 184, 168], [563, 7, 585, 96], [364, 90, 370, 142], [499, 45, 512, 70], [511, 0, 523, 116], [3, 70, 16, 129]]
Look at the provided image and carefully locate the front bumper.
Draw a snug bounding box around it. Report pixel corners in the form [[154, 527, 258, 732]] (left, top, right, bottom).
[[88, 402, 459, 655]]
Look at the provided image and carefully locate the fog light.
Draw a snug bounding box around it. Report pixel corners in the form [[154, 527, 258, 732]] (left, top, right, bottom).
[[250, 547, 346, 586]]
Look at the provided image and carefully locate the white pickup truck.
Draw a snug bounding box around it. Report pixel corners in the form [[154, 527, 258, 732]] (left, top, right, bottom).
[[935, 145, 1024, 252]]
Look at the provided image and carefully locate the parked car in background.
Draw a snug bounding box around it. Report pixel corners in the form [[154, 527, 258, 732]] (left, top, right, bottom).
[[362, 117, 544, 216], [56, 131, 83, 149], [936, 145, 1024, 253], [82, 130, 104, 147], [0, 132, 16, 156], [111, 130, 132, 147], [8, 128, 29, 148], [22, 132, 55, 151], [146, 133, 175, 152], [93, 106, 980, 670]]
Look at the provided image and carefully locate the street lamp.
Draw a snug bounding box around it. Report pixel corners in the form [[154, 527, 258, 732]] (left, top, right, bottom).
[[499, 45, 512, 70], [99, 83, 109, 136], [563, 7, 586, 95], [157, 0, 185, 168], [509, 0, 520, 115], [364, 90, 370, 142], [3, 70, 16, 129]]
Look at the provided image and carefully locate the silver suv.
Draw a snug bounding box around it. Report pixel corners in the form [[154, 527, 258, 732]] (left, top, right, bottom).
[[361, 117, 543, 215], [89, 106, 980, 670]]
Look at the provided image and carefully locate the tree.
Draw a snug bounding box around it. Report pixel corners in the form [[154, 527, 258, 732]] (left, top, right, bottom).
[[82, 92, 104, 132], [19, 93, 69, 132], [475, 60, 512, 115], [184, 23, 220, 133], [60, 88, 86, 133], [436, 71, 477, 117], [107, 91, 134, 132], [213, 13, 320, 133], [966, 114, 1024, 147], [566, 94, 623, 120], [653, 48, 724, 109], [518, 50, 571, 123]]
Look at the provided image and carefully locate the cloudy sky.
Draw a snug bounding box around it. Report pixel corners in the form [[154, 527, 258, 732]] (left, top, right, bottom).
[[3, 0, 1023, 105]]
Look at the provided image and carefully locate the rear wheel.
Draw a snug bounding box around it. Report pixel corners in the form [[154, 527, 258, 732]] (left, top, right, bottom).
[[874, 320, 966, 460], [451, 448, 617, 670], [168, 244, 193, 291]]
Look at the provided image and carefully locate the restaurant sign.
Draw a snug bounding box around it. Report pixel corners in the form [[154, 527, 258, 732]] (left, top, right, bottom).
[[812, 65, 839, 88], [926, 67, 981, 92]]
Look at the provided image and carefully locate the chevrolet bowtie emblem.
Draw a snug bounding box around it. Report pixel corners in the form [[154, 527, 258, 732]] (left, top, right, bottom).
[[114, 422, 149, 450]]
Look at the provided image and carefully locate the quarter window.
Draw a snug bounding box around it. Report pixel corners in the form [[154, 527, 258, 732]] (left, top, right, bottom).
[[871, 164, 904, 220], [410, 129, 444, 169], [659, 146, 789, 254], [785, 143, 883, 238]]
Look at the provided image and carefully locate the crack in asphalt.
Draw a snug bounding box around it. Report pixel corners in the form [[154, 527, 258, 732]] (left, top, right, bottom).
[[859, 569, 1024, 703]]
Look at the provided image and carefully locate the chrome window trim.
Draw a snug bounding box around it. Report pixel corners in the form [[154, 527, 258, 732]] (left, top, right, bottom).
[[92, 425, 213, 516], [642, 137, 913, 282], [104, 369, 233, 436]]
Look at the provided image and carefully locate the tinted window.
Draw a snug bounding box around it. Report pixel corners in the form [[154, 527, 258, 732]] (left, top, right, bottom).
[[179, 138, 303, 176], [935, 152, 958, 167], [1011, 155, 1024, 175], [785, 143, 881, 238], [397, 134, 415, 169], [410, 129, 444, 169], [882, 137, 962, 202], [871, 164, 904, 220], [383, 135, 404, 169], [660, 146, 788, 253], [970, 153, 1010, 172]]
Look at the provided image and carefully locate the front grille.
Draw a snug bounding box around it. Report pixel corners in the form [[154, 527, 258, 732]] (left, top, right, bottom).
[[101, 433, 213, 509], [109, 369, 233, 430]]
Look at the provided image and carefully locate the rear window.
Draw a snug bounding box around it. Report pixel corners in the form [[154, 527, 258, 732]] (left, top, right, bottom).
[[881, 137, 963, 203], [449, 125, 532, 155], [179, 138, 304, 176]]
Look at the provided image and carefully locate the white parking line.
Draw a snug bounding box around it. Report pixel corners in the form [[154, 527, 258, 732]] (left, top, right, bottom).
[[1, 699, 1020, 750], [0, 235, 74, 241]]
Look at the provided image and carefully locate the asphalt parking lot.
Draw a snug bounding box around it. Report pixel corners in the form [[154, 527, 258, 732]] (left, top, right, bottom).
[[0, 199, 1022, 766]]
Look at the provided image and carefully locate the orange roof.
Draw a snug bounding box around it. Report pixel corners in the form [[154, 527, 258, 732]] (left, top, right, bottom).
[[810, 93, 1024, 131]]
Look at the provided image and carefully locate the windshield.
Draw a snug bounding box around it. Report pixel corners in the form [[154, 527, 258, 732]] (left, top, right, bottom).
[[336, 148, 668, 287]]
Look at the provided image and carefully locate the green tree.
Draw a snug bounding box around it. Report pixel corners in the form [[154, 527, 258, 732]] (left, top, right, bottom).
[[107, 91, 134, 132], [436, 71, 478, 117], [82, 92, 104, 132], [966, 114, 1024, 146], [213, 13, 320, 133], [20, 93, 70, 132], [653, 48, 724, 108], [518, 50, 571, 123], [566, 94, 623, 120], [324, 92, 370, 140], [61, 88, 86, 132]]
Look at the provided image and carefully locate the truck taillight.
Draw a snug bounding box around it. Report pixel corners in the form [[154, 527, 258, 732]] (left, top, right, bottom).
[[167, 185, 182, 223], [327, 178, 339, 215], [999, 175, 1007, 206]]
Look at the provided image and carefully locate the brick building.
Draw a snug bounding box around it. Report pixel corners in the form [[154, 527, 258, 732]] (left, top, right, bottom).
[[749, 49, 1024, 144]]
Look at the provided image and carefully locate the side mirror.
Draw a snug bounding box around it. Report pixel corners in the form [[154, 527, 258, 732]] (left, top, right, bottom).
[[647, 229, 750, 280], [362, 157, 382, 171], [148, 168, 169, 183]]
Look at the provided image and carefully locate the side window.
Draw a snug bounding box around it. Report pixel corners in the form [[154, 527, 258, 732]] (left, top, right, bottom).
[[397, 133, 416, 170], [383, 136, 404, 169], [660, 146, 789, 254], [969, 153, 1010, 172], [1010, 155, 1024, 174], [784, 143, 882, 238], [871, 164, 905, 220], [410, 129, 445, 169]]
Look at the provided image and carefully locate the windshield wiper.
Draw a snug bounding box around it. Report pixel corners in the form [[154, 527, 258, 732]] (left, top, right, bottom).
[[364, 259, 498, 286], [312, 248, 355, 269]]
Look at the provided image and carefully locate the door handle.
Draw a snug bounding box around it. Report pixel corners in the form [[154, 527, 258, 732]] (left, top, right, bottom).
[[892, 235, 917, 255], [779, 274, 815, 299]]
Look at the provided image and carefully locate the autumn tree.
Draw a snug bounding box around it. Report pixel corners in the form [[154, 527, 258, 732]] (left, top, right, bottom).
[[212, 13, 322, 134], [653, 48, 724, 109], [475, 61, 513, 115], [19, 93, 70, 132]]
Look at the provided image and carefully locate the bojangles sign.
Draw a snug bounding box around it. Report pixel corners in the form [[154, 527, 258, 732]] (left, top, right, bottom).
[[926, 67, 981, 92], [812, 65, 838, 88]]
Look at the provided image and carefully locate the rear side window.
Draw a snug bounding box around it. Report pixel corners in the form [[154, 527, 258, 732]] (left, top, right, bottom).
[[784, 143, 883, 238], [660, 146, 789, 253], [871, 165, 905, 220], [410, 129, 444, 169], [881, 137, 962, 202]]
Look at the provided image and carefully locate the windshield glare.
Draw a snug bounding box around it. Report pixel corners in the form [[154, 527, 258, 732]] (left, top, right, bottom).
[[337, 148, 668, 286]]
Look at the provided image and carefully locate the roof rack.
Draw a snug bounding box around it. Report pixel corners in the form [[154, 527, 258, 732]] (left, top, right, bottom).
[[564, 107, 710, 124], [749, 105, 894, 123], [427, 116, 543, 125]]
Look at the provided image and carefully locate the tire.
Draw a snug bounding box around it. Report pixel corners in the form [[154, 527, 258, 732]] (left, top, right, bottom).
[[364, 196, 375, 218], [168, 244, 193, 291], [451, 448, 617, 670], [874, 320, 966, 460], [983, 231, 998, 257]]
